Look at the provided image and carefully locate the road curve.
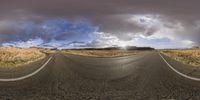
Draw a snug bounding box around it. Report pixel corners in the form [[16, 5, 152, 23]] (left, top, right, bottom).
[[0, 57, 52, 82], [0, 52, 199, 100], [159, 52, 200, 81]]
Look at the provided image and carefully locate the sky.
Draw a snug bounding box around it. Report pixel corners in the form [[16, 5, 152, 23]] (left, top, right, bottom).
[[0, 0, 200, 49]]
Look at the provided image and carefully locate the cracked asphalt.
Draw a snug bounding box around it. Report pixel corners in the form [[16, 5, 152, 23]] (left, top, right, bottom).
[[0, 51, 200, 100]]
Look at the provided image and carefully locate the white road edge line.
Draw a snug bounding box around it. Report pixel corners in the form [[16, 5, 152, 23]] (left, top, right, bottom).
[[0, 57, 52, 82], [158, 52, 200, 81]]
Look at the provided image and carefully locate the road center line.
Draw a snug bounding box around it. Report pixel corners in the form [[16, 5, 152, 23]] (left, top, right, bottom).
[[0, 57, 52, 82], [158, 52, 200, 81]]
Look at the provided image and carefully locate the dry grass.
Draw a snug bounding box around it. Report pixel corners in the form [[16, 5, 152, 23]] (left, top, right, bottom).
[[42, 49, 58, 54], [161, 49, 200, 67], [0, 47, 46, 68], [62, 50, 141, 57]]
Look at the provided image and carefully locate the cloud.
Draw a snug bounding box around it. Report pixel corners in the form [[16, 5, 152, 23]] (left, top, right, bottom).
[[2, 38, 44, 48], [0, 0, 200, 48], [87, 32, 195, 49], [0, 17, 97, 45]]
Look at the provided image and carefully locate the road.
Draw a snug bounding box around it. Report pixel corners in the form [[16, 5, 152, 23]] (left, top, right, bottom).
[[0, 51, 200, 100]]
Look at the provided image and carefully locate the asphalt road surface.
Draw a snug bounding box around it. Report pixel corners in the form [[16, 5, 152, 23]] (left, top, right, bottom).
[[0, 51, 200, 100]]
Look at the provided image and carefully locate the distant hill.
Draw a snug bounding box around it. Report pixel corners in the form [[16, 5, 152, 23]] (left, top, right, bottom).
[[64, 46, 155, 51], [192, 46, 199, 49]]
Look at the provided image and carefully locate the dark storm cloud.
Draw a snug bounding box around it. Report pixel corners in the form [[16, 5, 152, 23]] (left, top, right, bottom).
[[0, 17, 97, 43], [1, 0, 200, 24], [0, 0, 200, 46]]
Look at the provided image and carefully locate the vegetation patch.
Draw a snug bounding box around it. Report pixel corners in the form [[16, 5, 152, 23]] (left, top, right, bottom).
[[0, 47, 46, 68], [161, 49, 200, 67]]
